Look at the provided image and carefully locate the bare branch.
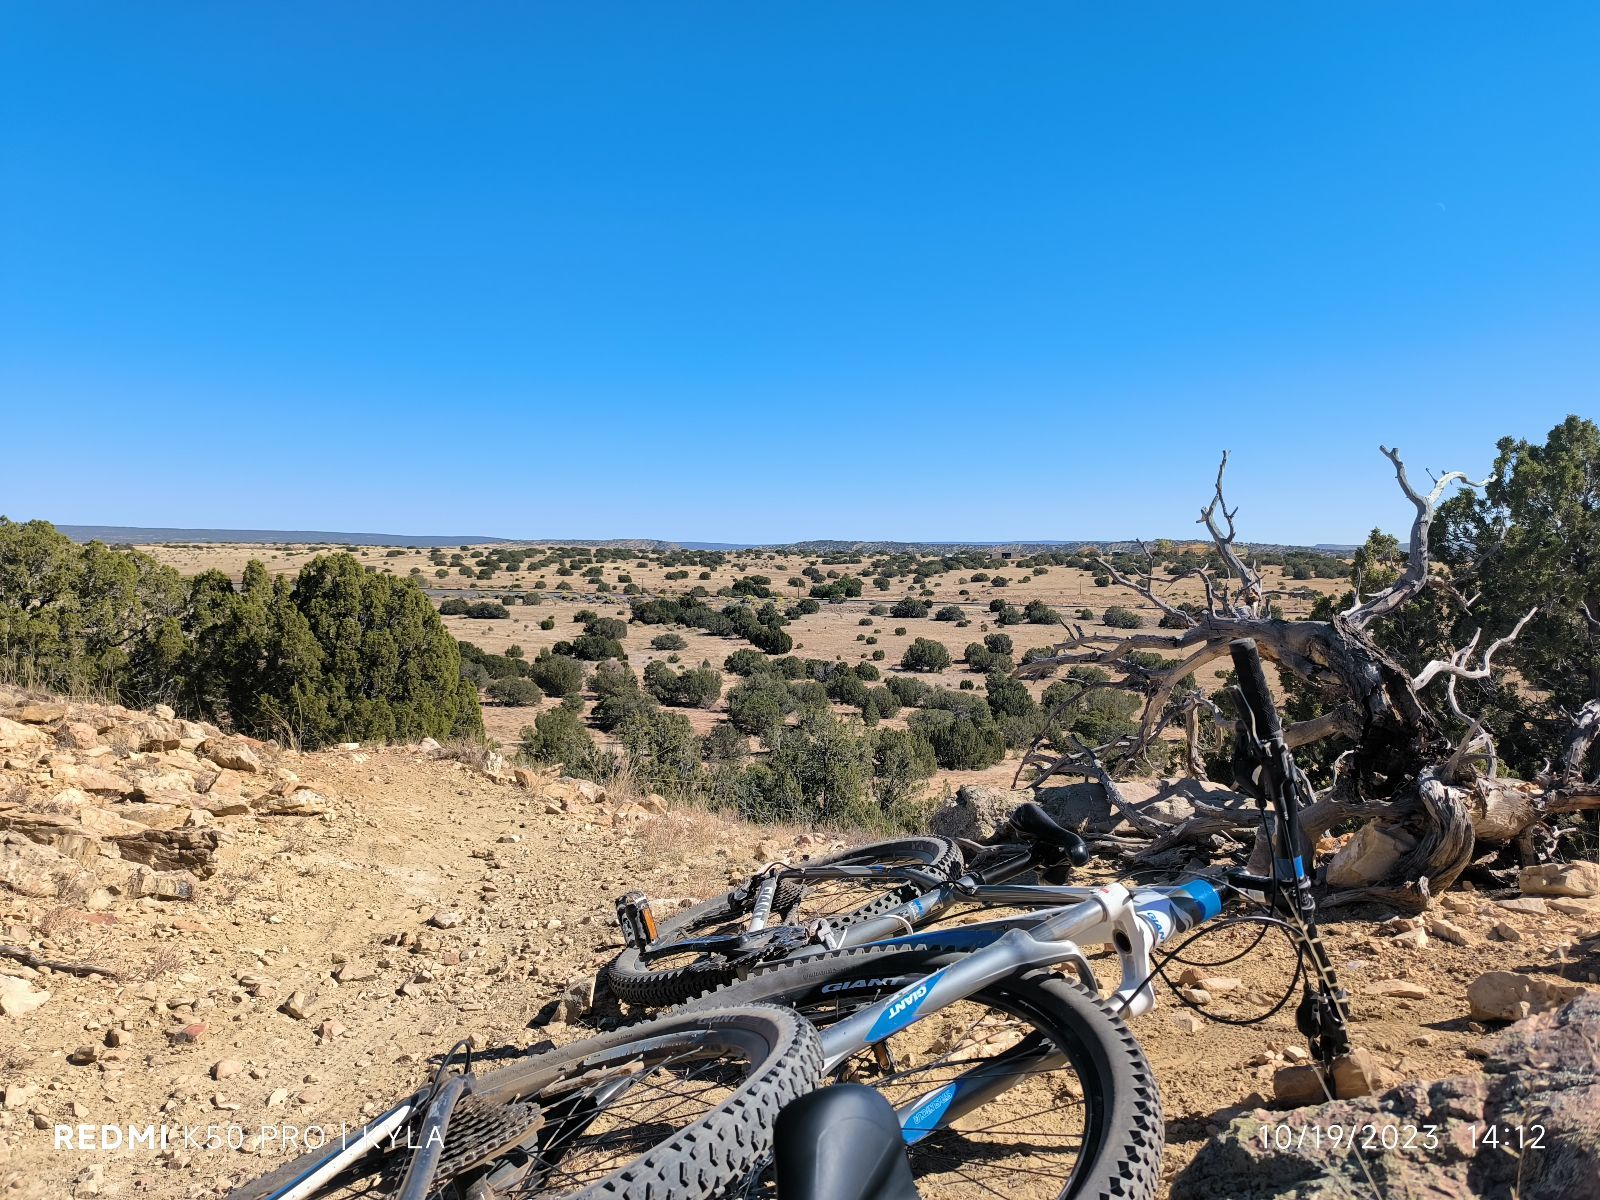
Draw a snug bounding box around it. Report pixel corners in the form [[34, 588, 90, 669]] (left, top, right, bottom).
[[1440, 674, 1498, 781], [1092, 544, 1195, 626], [1196, 451, 1264, 614], [1021, 732, 1171, 836], [1411, 607, 1536, 692], [1346, 446, 1489, 630], [0, 945, 121, 980]]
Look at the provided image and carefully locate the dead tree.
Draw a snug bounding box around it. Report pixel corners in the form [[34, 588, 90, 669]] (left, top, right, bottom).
[[1015, 447, 1541, 910]]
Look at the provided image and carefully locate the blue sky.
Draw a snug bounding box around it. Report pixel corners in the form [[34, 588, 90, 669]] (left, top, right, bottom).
[[2, 4, 1595, 544]]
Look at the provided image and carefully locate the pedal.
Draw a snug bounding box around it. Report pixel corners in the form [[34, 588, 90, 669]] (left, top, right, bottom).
[[614, 891, 658, 950]]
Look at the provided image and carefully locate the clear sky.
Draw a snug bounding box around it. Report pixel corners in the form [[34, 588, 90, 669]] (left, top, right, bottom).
[[2, 4, 1595, 545]]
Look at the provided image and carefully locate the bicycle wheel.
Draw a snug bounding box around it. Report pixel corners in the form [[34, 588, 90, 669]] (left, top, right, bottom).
[[607, 836, 963, 1008], [688, 944, 1163, 1200], [224, 1004, 822, 1200]]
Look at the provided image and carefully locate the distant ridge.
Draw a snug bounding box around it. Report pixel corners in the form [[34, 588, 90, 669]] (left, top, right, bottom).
[[49, 526, 1357, 557], [58, 525, 511, 548]]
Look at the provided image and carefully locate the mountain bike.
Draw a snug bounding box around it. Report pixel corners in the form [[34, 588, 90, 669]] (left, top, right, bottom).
[[673, 637, 1355, 1200], [607, 815, 1090, 1008]]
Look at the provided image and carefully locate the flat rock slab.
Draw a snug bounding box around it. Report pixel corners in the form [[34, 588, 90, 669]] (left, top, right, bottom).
[[1173, 993, 1600, 1200]]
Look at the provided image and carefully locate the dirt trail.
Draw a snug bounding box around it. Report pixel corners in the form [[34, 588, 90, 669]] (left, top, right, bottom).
[[2, 695, 1597, 1198]]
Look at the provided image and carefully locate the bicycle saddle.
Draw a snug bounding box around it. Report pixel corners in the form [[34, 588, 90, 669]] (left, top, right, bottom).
[[773, 1085, 920, 1200], [1007, 802, 1091, 868]]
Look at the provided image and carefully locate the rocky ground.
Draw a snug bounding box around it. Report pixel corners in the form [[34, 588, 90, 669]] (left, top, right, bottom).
[[2, 688, 1598, 1198]]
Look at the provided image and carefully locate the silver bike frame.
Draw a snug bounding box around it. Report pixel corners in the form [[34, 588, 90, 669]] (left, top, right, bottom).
[[807, 878, 1224, 1143]]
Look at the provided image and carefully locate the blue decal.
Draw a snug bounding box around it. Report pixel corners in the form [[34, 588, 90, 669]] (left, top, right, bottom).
[[867, 968, 945, 1041], [874, 926, 1005, 952], [901, 1084, 957, 1143], [1274, 856, 1306, 880], [1134, 880, 1223, 943], [1177, 879, 1223, 922]]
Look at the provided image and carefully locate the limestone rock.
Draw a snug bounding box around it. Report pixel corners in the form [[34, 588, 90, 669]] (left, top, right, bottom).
[[612, 802, 652, 828], [1422, 914, 1471, 946], [1520, 861, 1600, 899], [0, 976, 52, 1017], [1364, 979, 1429, 999], [560, 974, 597, 1022], [1467, 970, 1591, 1022], [17, 703, 68, 724], [110, 826, 220, 876], [1271, 1064, 1326, 1107], [1324, 821, 1415, 888], [929, 785, 1033, 841], [0, 717, 46, 750], [200, 738, 263, 774], [48, 762, 133, 795], [252, 789, 328, 816], [1330, 1048, 1383, 1099], [0, 838, 91, 898], [211, 1059, 245, 1081]]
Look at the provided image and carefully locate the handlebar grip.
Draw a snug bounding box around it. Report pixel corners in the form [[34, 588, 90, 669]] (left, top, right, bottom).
[[1228, 638, 1283, 740]]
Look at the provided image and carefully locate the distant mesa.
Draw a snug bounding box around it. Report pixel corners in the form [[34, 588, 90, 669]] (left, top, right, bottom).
[[57, 526, 514, 548]]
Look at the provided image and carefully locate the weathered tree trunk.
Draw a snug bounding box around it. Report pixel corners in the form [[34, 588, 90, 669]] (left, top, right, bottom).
[[1557, 698, 1600, 787], [1323, 773, 1476, 911], [1018, 447, 1544, 909]]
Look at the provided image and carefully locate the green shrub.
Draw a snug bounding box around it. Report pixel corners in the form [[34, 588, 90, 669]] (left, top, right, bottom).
[[518, 700, 596, 766], [567, 633, 627, 661], [911, 706, 1005, 770], [723, 648, 773, 676], [890, 598, 929, 619], [539, 617, 556, 630], [592, 687, 657, 733], [900, 637, 952, 672], [934, 605, 963, 621], [584, 616, 628, 640], [727, 674, 794, 739], [703, 722, 748, 763], [651, 632, 687, 651], [644, 660, 723, 708], [885, 675, 931, 707], [1023, 599, 1059, 624], [528, 653, 586, 697], [984, 671, 1035, 718], [485, 676, 543, 706], [1103, 606, 1144, 629], [588, 660, 638, 699]]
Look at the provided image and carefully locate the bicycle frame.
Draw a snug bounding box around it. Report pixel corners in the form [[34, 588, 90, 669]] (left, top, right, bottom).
[[801, 876, 1227, 1142]]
